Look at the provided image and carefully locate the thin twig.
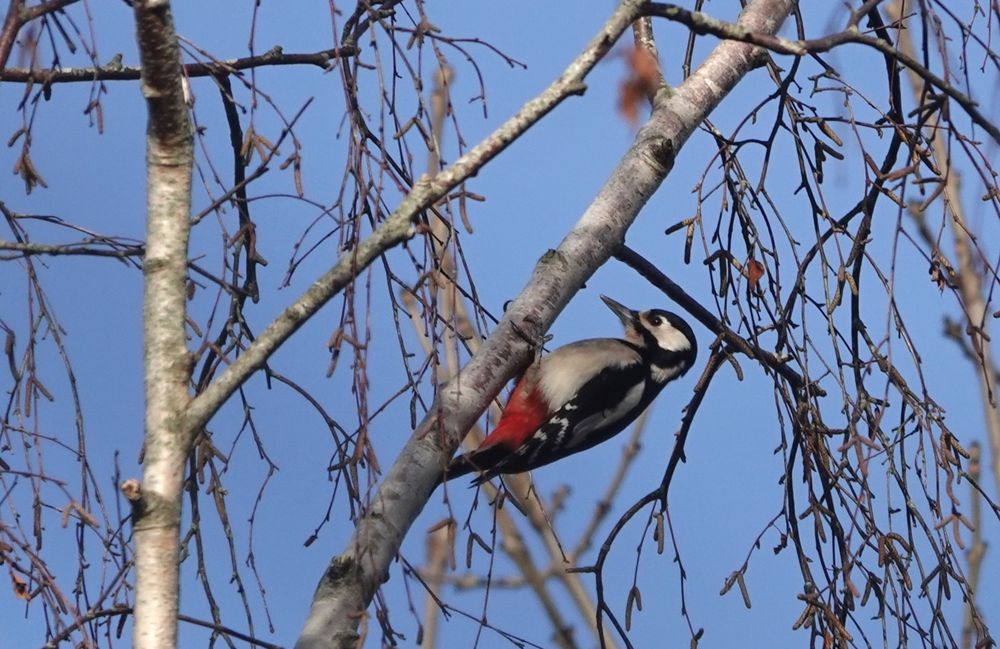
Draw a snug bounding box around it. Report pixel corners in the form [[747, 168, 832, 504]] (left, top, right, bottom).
[[642, 2, 1000, 144]]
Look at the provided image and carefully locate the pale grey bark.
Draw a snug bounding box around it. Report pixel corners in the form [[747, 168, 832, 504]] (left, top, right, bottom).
[[129, 1, 194, 648], [293, 1, 795, 647]]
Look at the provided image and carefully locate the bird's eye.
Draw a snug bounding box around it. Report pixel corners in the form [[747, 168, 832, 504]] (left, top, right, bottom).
[[649, 315, 663, 327]]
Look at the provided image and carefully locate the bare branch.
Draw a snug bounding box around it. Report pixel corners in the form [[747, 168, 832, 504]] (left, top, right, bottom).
[[182, 0, 649, 453], [0, 239, 143, 259], [0, 0, 26, 71], [1, 0, 83, 71], [293, 1, 796, 646], [643, 2, 1000, 145], [0, 45, 358, 83], [614, 245, 815, 394]]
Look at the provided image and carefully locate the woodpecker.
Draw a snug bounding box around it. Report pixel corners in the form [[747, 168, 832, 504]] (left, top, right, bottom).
[[445, 295, 697, 485]]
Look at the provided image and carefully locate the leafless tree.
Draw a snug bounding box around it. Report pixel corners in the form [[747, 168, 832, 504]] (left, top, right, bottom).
[[1, 1, 998, 649]]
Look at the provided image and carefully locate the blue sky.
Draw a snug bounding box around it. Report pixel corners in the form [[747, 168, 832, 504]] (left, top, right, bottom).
[[2, 1, 998, 648]]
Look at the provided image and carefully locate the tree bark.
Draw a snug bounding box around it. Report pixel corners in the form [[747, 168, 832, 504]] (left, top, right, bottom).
[[294, 1, 795, 647], [129, 1, 193, 648]]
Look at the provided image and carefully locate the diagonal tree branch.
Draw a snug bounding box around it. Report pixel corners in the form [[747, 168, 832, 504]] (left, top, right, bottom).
[[293, 1, 796, 647], [181, 0, 653, 462]]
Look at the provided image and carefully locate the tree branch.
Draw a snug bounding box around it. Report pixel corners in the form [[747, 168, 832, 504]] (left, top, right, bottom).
[[293, 1, 795, 647], [643, 2, 1000, 146], [0, 0, 23, 72], [181, 0, 645, 455], [888, 0, 1000, 521], [0, 239, 144, 259], [1, 0, 81, 72], [0, 45, 358, 82], [614, 245, 817, 394]]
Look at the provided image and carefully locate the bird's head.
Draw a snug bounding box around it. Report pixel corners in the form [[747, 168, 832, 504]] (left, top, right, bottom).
[[601, 295, 697, 378]]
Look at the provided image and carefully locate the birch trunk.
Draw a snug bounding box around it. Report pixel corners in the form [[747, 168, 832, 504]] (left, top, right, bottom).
[[129, 1, 193, 647]]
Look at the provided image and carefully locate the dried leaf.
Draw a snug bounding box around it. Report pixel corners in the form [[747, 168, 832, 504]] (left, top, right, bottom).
[[12, 573, 29, 600], [746, 259, 765, 289], [618, 47, 659, 126], [618, 81, 645, 126], [13, 151, 49, 194]]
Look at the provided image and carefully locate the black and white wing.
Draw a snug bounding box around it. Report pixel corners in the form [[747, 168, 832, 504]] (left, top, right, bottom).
[[470, 359, 650, 484]]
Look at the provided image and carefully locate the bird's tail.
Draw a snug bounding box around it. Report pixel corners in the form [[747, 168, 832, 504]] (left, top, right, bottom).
[[441, 444, 508, 486], [441, 454, 476, 483]]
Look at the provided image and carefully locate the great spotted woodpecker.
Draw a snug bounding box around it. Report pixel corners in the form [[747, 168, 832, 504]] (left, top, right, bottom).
[[445, 295, 697, 485]]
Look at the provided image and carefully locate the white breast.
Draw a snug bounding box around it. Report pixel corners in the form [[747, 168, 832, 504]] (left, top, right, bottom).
[[650, 362, 684, 384], [535, 339, 641, 408]]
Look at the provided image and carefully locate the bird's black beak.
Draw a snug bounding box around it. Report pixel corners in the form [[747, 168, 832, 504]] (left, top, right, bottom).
[[600, 295, 639, 328]]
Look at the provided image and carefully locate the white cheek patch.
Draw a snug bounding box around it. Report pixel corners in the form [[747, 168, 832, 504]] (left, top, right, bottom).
[[652, 324, 691, 353]]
